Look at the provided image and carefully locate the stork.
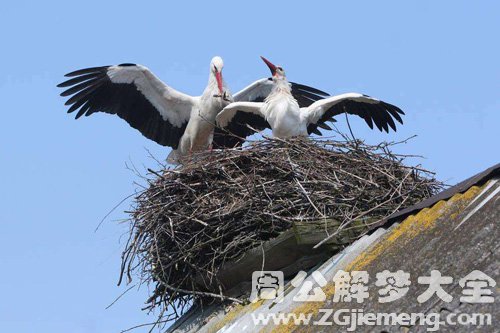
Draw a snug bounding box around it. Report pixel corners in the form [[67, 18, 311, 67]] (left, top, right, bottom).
[[58, 56, 328, 163], [216, 56, 405, 140]]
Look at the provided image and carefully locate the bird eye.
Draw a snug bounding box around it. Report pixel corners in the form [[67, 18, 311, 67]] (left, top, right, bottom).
[[213, 65, 218, 72]]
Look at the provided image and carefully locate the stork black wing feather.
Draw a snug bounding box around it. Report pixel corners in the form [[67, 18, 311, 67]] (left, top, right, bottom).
[[76, 100, 93, 119], [64, 66, 108, 77], [309, 97, 404, 134], [372, 104, 390, 133], [64, 81, 104, 105], [60, 77, 103, 96], [290, 82, 329, 97], [317, 122, 332, 130], [380, 104, 397, 131], [367, 104, 385, 132], [58, 65, 188, 149], [213, 111, 270, 148], [215, 80, 329, 147], [57, 73, 101, 88], [290, 81, 329, 108], [311, 128, 322, 136], [67, 96, 88, 114], [385, 104, 405, 124], [360, 105, 375, 130]]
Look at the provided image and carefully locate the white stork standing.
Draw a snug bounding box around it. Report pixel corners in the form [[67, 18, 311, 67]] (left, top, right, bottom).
[[58, 56, 328, 163], [216, 56, 405, 140]]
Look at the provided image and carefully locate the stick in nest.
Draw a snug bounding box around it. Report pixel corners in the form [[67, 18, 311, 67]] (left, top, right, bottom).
[[120, 132, 443, 324]]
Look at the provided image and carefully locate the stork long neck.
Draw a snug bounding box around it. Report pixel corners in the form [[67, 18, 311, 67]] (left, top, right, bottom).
[[202, 71, 221, 97], [200, 71, 230, 113], [266, 77, 292, 102]]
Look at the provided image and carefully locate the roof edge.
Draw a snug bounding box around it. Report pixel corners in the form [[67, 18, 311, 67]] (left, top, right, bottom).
[[371, 162, 500, 230]]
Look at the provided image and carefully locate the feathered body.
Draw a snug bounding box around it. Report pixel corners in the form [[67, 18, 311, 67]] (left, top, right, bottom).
[[263, 79, 305, 138], [216, 56, 405, 140], [170, 69, 231, 162], [58, 56, 329, 164]]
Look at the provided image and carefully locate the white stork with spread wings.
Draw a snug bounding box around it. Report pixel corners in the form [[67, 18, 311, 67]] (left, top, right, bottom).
[[58, 56, 328, 163], [216, 57, 404, 140]]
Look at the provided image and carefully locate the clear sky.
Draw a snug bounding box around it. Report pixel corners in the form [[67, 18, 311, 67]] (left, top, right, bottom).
[[0, 1, 498, 332]]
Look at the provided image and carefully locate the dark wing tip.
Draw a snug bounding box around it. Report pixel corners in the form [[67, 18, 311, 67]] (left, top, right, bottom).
[[383, 102, 405, 124], [394, 106, 405, 115], [370, 98, 405, 130], [311, 128, 322, 135], [384, 100, 405, 115], [290, 81, 330, 97], [317, 123, 332, 130], [57, 72, 100, 88], [64, 66, 109, 77], [118, 63, 137, 67], [386, 115, 397, 132]]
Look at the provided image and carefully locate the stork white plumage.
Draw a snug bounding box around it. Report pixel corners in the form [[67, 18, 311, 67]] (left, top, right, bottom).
[[58, 56, 328, 163], [216, 57, 405, 140], [59, 56, 231, 163]]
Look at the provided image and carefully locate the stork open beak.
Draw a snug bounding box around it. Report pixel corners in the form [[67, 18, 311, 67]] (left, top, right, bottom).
[[260, 56, 277, 76], [215, 70, 223, 95]]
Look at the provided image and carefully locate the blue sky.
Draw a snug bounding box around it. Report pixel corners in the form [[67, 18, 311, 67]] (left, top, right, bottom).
[[0, 1, 498, 332]]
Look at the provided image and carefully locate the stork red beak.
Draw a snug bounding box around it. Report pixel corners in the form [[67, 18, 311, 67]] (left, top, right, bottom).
[[215, 71, 223, 95], [260, 56, 277, 76]]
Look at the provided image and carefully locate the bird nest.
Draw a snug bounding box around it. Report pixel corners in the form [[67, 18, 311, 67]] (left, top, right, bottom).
[[120, 135, 442, 324]]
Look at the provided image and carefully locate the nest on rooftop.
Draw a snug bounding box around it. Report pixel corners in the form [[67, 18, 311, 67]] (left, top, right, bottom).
[[120, 134, 443, 324]]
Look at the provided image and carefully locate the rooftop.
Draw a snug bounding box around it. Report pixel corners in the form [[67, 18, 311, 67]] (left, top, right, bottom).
[[167, 163, 500, 333]]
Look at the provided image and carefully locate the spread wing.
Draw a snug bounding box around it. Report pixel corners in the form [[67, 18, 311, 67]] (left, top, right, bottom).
[[304, 93, 404, 134], [213, 78, 329, 147], [216, 101, 266, 126], [58, 64, 196, 149]]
